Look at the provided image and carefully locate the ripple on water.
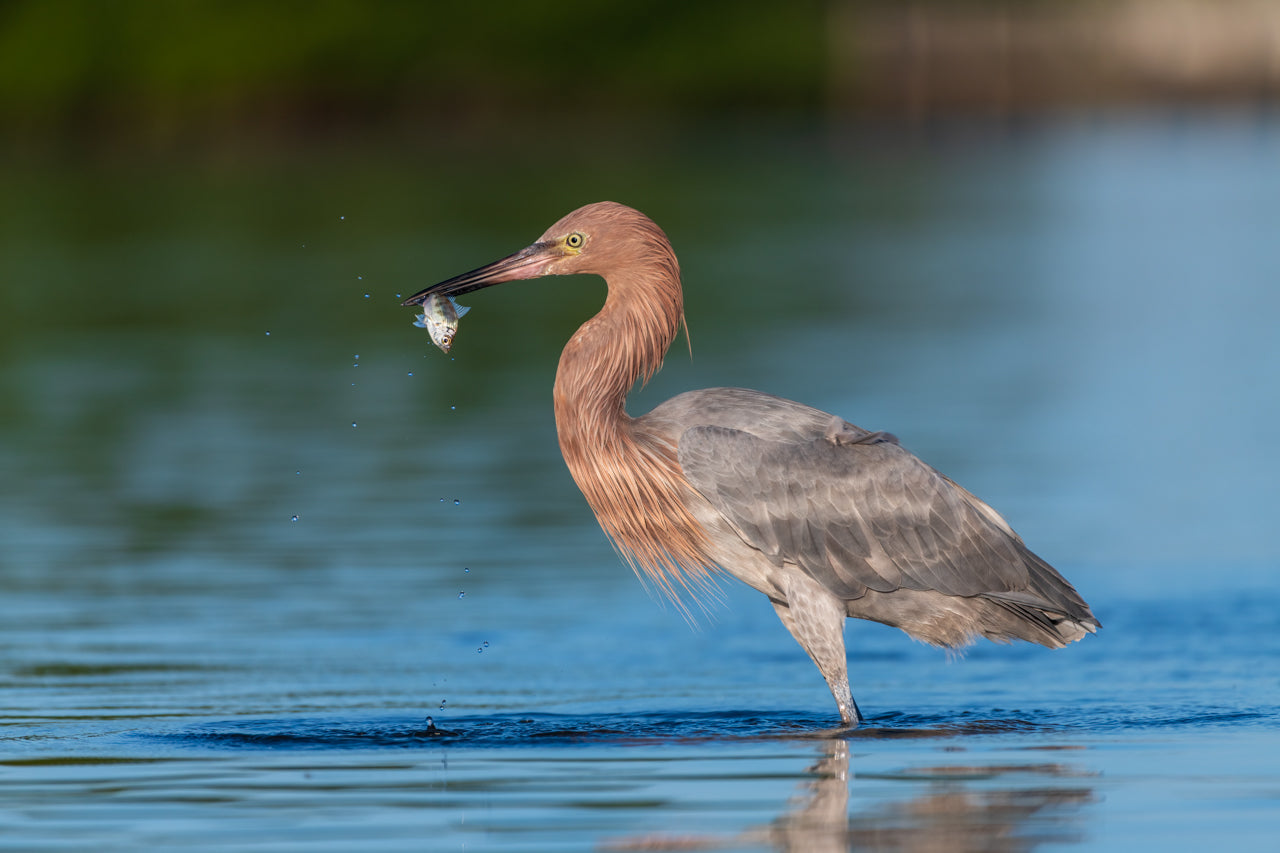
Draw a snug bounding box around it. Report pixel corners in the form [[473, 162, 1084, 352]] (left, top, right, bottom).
[[141, 709, 1099, 752], [138, 699, 1280, 753]]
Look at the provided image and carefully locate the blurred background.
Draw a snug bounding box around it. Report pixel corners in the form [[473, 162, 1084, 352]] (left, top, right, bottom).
[[4, 5, 1279, 848], [2, 0, 1278, 704]]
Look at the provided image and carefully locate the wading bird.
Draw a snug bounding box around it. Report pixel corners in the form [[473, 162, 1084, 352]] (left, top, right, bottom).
[[404, 202, 1098, 725]]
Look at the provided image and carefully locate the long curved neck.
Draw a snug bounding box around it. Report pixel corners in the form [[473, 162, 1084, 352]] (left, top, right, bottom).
[[552, 258, 714, 601], [553, 277, 674, 425], [553, 226, 684, 439]]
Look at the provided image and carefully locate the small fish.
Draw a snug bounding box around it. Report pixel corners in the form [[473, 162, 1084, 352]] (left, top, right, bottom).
[[413, 293, 470, 353]]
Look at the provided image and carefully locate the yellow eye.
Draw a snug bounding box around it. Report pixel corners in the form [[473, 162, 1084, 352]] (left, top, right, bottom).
[[565, 232, 585, 249]]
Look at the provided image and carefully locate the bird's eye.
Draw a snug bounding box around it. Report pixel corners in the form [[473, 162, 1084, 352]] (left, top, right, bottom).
[[566, 232, 584, 249]]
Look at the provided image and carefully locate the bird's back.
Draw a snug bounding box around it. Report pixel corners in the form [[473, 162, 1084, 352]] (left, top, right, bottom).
[[641, 387, 852, 443], [637, 387, 1099, 648]]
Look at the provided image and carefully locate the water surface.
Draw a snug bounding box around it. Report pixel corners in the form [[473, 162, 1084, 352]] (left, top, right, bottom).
[[2, 116, 1279, 850]]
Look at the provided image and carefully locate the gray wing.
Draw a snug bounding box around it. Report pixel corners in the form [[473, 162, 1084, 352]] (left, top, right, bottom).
[[678, 423, 1090, 616]]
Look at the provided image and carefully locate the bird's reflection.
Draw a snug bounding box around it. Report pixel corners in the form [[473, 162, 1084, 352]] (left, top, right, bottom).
[[607, 736, 1094, 852], [754, 739, 854, 853]]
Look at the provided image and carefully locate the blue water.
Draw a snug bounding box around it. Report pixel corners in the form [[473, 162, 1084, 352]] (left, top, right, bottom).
[[2, 115, 1279, 850]]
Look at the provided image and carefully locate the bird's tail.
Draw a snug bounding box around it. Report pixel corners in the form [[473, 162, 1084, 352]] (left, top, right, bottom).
[[976, 593, 1099, 648], [976, 545, 1100, 648]]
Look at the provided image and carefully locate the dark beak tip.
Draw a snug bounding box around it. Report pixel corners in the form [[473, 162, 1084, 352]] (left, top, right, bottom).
[[403, 240, 551, 309], [401, 287, 439, 308]]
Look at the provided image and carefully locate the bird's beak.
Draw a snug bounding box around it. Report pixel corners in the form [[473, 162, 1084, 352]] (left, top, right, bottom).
[[402, 241, 559, 307]]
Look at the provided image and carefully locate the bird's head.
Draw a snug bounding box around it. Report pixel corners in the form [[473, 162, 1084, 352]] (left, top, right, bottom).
[[402, 201, 672, 307]]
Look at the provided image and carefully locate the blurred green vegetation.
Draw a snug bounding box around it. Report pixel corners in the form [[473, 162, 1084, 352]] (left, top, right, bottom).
[[0, 0, 836, 348], [4, 0, 1275, 155], [0, 0, 826, 146]]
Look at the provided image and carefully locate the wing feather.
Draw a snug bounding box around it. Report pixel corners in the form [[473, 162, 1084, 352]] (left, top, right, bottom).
[[678, 423, 1084, 616]]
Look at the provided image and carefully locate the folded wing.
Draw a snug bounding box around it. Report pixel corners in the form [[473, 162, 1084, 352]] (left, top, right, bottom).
[[677, 423, 1095, 628]]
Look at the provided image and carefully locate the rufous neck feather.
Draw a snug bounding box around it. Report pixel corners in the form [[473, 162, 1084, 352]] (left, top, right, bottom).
[[551, 232, 716, 604]]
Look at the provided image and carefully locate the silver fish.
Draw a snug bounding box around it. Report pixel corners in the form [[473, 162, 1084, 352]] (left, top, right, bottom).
[[413, 293, 471, 353]]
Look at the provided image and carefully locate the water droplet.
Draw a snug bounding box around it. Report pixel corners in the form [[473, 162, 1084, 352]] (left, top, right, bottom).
[[450, 405, 456, 411], [265, 331, 271, 336], [476, 646, 483, 653], [439, 699, 447, 709], [291, 515, 299, 522], [354, 354, 359, 359], [483, 641, 489, 647], [351, 422, 358, 428], [457, 591, 465, 599], [407, 372, 413, 377], [296, 471, 301, 476], [439, 498, 445, 503], [453, 499, 460, 506], [463, 567, 470, 573], [339, 215, 345, 220], [363, 293, 370, 299], [395, 293, 402, 299]]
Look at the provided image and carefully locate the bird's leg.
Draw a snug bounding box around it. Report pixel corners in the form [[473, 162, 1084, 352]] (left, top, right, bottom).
[[772, 573, 863, 727]]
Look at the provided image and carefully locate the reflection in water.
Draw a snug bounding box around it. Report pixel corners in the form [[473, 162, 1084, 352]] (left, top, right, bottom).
[[753, 740, 852, 853], [609, 739, 1093, 852], [840, 761, 1094, 852]]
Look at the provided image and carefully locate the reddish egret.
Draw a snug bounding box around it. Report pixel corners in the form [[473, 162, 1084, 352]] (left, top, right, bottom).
[[404, 201, 1098, 725]]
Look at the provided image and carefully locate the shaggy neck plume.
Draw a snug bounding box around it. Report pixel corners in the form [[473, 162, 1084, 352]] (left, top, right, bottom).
[[551, 225, 715, 602]]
